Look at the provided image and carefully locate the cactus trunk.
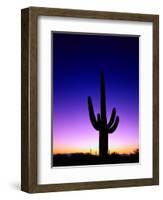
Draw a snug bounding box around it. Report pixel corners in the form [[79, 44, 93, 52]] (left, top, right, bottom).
[[100, 73, 108, 157], [100, 73, 107, 124], [99, 131, 108, 158]]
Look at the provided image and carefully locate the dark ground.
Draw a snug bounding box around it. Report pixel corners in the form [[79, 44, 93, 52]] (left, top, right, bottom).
[[53, 149, 139, 167]]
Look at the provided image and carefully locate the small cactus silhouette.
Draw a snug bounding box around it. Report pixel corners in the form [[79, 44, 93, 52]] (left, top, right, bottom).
[[88, 72, 119, 158]]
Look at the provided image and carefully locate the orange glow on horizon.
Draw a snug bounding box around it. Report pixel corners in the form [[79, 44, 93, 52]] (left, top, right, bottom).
[[53, 144, 139, 155]]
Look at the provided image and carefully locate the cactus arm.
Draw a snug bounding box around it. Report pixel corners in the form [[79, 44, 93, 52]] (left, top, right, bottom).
[[107, 108, 116, 128], [97, 113, 101, 122], [88, 96, 99, 130], [108, 116, 119, 133]]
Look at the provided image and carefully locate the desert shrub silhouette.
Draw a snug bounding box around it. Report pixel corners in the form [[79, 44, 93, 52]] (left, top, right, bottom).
[[53, 150, 139, 167], [88, 72, 119, 158]]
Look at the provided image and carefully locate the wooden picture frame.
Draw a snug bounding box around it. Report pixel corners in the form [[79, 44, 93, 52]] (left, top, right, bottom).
[[21, 7, 159, 193]]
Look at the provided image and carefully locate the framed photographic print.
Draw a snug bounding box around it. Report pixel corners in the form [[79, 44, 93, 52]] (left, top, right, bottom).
[[21, 7, 159, 193]]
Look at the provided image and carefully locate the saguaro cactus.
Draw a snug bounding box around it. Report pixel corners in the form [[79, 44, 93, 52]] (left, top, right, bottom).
[[88, 72, 119, 158]]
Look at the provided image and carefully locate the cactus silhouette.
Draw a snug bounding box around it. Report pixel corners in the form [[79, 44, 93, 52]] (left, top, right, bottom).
[[88, 72, 119, 158]]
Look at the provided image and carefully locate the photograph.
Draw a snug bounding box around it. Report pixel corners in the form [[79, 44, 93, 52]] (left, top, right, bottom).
[[52, 32, 139, 167]]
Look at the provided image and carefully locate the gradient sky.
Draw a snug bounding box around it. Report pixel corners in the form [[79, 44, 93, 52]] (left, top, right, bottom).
[[52, 32, 139, 155]]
